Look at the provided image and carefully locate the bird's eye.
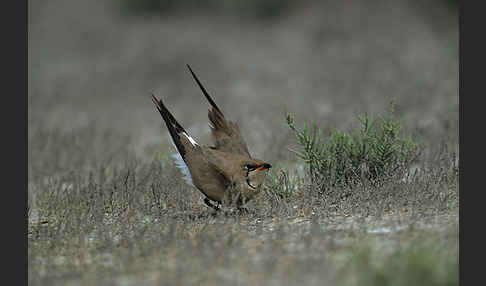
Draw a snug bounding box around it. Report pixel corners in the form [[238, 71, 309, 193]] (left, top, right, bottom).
[[245, 165, 257, 171]]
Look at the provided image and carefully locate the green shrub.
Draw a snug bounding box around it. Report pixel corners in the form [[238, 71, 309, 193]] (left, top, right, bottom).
[[345, 242, 458, 286], [286, 101, 420, 188]]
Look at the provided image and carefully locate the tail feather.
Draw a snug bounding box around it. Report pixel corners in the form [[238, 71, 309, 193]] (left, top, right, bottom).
[[186, 64, 224, 116]]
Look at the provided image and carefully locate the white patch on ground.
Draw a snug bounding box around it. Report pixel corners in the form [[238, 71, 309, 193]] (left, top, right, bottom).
[[367, 226, 404, 234], [401, 164, 422, 183]]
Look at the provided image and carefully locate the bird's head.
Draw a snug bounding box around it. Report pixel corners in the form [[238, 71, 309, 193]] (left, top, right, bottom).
[[208, 151, 272, 204], [241, 159, 272, 193]]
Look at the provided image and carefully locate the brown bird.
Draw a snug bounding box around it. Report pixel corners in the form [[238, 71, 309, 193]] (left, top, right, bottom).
[[151, 65, 272, 210]]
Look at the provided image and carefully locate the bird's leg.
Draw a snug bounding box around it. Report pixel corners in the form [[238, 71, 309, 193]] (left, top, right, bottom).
[[204, 198, 220, 211]]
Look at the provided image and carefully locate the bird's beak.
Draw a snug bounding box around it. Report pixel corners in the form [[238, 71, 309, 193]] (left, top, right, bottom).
[[256, 163, 272, 171]]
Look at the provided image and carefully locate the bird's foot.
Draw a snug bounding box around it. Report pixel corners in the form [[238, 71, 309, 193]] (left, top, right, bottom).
[[204, 198, 221, 212]]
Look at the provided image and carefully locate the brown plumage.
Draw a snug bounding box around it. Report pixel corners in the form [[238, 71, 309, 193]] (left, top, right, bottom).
[[151, 65, 271, 210]]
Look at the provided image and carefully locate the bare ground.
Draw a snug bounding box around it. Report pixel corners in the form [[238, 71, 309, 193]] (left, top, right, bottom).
[[28, 0, 458, 285]]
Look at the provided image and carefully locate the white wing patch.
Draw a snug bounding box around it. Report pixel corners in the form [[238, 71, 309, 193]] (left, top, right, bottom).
[[169, 135, 195, 187], [183, 132, 198, 146]]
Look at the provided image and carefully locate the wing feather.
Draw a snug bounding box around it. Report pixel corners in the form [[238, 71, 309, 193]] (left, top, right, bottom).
[[186, 65, 252, 157], [151, 94, 228, 202]]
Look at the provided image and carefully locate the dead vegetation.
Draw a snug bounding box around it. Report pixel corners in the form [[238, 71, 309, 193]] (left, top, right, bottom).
[[29, 0, 458, 285]]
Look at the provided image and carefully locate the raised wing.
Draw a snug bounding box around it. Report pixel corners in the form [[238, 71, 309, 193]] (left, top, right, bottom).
[[187, 64, 252, 158], [151, 94, 197, 161], [151, 94, 198, 186], [151, 94, 229, 203]]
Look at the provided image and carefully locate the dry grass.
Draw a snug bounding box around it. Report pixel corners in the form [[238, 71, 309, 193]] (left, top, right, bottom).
[[29, 0, 458, 285]]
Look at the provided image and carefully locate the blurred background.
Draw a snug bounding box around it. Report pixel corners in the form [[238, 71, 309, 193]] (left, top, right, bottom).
[[28, 0, 458, 164]]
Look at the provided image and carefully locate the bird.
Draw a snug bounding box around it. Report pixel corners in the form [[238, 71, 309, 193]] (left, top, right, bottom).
[[151, 65, 272, 210]]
